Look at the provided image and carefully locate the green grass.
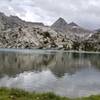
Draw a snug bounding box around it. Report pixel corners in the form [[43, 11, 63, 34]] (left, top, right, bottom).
[[0, 87, 100, 100]]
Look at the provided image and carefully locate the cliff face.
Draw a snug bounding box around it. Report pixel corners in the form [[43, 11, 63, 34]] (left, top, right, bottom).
[[0, 12, 99, 51]]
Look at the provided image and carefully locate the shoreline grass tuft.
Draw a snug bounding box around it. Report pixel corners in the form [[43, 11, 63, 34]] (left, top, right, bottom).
[[0, 87, 100, 100]]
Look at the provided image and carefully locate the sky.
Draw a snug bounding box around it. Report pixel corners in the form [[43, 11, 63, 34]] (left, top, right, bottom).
[[0, 0, 100, 30]]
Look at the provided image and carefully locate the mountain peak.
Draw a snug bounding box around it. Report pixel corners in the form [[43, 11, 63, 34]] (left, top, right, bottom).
[[58, 17, 66, 21], [56, 17, 67, 24], [51, 17, 68, 28], [68, 22, 78, 26]]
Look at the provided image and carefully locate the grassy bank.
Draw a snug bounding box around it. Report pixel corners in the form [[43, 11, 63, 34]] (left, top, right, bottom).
[[0, 88, 100, 100]]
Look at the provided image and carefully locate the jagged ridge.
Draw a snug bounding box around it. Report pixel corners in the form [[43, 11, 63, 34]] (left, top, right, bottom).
[[0, 12, 99, 51]]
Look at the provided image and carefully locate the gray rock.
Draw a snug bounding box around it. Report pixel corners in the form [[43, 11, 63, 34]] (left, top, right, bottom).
[[0, 12, 99, 51]]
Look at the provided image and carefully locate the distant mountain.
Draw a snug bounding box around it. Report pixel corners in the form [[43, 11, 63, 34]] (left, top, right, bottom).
[[51, 17, 92, 36], [68, 22, 78, 27], [94, 28, 100, 33], [0, 12, 25, 30], [0, 12, 44, 31], [51, 17, 69, 32], [0, 12, 99, 51], [0, 12, 73, 50], [51, 17, 93, 43]]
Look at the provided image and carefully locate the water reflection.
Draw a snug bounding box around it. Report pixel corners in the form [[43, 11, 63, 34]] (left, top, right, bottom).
[[0, 50, 100, 97], [0, 51, 100, 77]]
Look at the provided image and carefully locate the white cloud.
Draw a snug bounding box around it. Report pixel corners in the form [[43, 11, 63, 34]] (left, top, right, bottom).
[[0, 0, 100, 29]]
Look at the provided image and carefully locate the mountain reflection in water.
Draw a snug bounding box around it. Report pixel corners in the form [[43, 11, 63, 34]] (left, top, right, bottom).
[[0, 50, 100, 97]]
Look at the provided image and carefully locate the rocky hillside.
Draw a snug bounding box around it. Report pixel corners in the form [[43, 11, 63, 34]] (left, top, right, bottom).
[[0, 12, 74, 50], [51, 17, 93, 40], [0, 12, 99, 51]]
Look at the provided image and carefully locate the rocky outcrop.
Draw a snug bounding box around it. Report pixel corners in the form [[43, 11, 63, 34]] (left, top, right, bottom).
[[0, 13, 74, 50], [51, 18, 93, 42], [0, 25, 73, 50], [0, 12, 99, 51]]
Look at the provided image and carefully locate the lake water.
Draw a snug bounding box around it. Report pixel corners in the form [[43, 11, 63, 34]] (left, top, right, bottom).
[[0, 49, 100, 98]]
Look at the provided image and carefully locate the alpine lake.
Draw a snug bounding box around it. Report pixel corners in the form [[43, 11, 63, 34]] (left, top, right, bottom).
[[0, 49, 100, 98]]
